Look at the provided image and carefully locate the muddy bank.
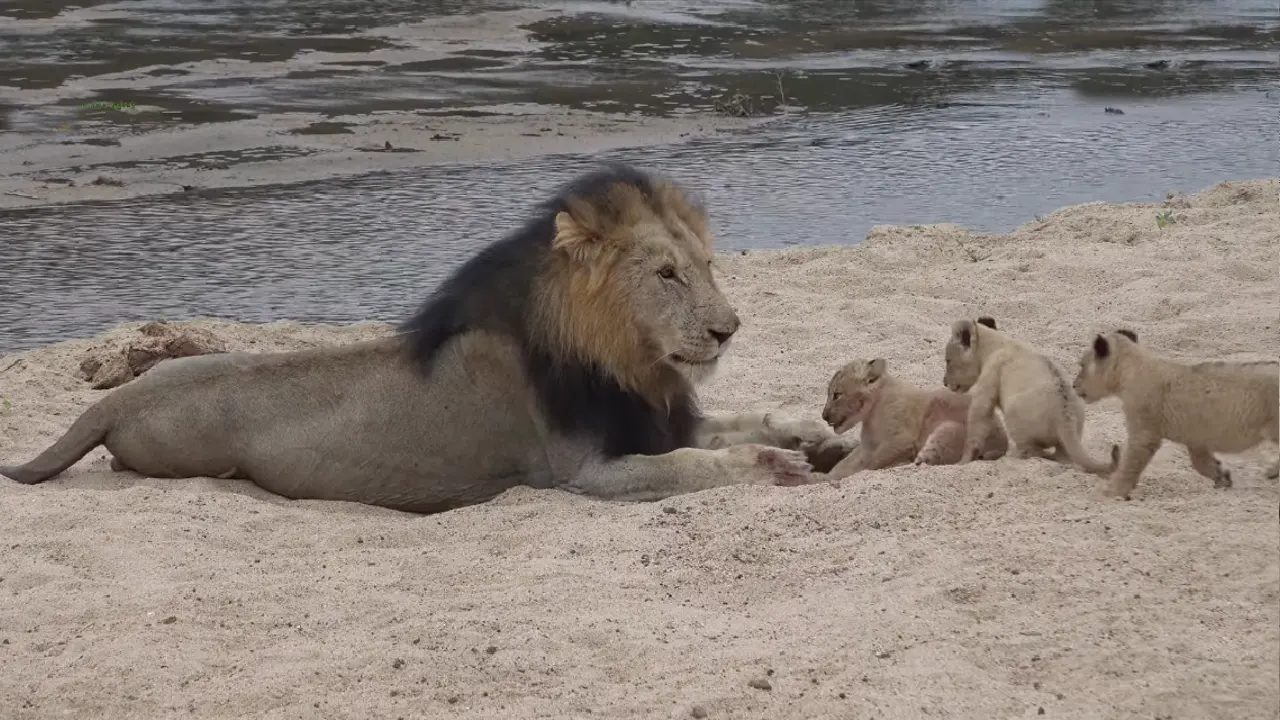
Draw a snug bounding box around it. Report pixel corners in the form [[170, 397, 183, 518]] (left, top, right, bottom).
[[0, 106, 757, 209]]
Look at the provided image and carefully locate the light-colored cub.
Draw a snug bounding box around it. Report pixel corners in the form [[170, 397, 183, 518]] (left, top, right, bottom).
[[821, 357, 1009, 480], [943, 316, 1111, 475], [1073, 329, 1280, 500]]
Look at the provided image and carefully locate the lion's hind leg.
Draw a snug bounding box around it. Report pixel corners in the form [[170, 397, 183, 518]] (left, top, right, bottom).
[[914, 421, 966, 465], [1187, 446, 1232, 489], [1261, 428, 1279, 480], [109, 455, 132, 472]]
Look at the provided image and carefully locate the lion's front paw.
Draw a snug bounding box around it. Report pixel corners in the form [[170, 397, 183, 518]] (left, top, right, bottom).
[[730, 444, 814, 487], [1101, 481, 1131, 501], [763, 413, 833, 445]]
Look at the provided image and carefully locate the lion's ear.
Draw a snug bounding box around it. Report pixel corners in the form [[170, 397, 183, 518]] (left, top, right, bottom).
[[552, 211, 598, 260], [1093, 334, 1110, 359], [867, 358, 886, 382], [952, 320, 975, 350]]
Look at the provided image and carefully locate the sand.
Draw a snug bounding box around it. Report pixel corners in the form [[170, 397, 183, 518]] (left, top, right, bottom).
[[1, 178, 1277, 719]]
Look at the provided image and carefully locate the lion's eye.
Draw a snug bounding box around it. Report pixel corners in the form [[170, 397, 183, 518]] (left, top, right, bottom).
[[658, 265, 676, 280], [832, 392, 842, 400]]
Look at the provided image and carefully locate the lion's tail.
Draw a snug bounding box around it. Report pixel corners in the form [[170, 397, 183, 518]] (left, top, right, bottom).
[[1059, 413, 1112, 478], [1, 399, 112, 485]]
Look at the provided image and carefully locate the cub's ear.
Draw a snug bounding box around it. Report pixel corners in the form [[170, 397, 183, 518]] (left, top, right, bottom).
[[1116, 329, 1138, 343], [1093, 334, 1110, 359], [867, 358, 887, 382], [952, 319, 976, 349], [976, 316, 997, 330]]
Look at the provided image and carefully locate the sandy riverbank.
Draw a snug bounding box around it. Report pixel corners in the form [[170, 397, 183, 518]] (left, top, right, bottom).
[[1, 178, 1277, 719]]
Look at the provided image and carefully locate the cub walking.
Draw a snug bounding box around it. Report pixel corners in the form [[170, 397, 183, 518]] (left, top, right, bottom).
[[1073, 329, 1279, 499]]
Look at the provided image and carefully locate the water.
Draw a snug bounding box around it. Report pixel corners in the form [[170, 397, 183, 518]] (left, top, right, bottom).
[[1, 0, 1277, 352]]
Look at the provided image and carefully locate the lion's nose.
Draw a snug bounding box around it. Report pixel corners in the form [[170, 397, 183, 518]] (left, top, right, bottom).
[[708, 313, 740, 346]]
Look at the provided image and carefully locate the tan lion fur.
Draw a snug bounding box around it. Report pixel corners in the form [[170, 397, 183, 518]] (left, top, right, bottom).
[[535, 180, 723, 406], [943, 316, 1111, 475], [1074, 329, 1280, 500], [820, 357, 1008, 480], [2, 167, 829, 511]]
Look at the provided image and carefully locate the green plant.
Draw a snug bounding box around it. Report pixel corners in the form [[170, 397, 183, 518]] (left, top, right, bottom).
[[1155, 210, 1176, 229]]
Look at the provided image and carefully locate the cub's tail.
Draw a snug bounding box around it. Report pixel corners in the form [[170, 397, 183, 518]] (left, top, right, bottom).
[[1058, 415, 1112, 477], [1, 400, 112, 485]]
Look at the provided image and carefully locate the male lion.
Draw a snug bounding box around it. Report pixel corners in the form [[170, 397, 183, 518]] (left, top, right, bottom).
[[821, 357, 1008, 480], [1, 164, 833, 512], [1074, 329, 1279, 500]]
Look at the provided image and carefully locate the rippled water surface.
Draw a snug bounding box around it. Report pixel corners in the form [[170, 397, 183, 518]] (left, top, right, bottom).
[[1, 0, 1277, 351]]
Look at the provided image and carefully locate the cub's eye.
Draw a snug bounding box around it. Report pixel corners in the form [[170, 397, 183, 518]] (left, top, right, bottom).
[[658, 265, 676, 280], [831, 392, 842, 400]]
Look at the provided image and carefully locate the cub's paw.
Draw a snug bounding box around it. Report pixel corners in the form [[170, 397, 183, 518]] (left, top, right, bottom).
[[913, 450, 940, 466], [730, 444, 814, 487], [1214, 466, 1232, 489], [806, 434, 860, 474]]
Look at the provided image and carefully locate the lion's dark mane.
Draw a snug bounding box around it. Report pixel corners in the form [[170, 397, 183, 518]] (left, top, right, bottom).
[[399, 163, 703, 459]]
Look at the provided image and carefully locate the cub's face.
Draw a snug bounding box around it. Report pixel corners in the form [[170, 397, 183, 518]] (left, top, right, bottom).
[[822, 359, 885, 434], [1073, 335, 1119, 404], [943, 321, 982, 393]]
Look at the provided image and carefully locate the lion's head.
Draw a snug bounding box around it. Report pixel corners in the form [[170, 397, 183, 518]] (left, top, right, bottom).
[[822, 358, 887, 434], [535, 170, 740, 389], [942, 316, 998, 393], [402, 163, 739, 458], [1073, 329, 1138, 404]]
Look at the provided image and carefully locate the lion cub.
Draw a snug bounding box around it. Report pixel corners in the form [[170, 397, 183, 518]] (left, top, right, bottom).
[[1074, 329, 1280, 499], [943, 316, 1111, 475], [821, 357, 1008, 480]]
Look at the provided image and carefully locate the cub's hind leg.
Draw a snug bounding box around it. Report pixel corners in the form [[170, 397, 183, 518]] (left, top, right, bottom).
[[914, 421, 966, 465], [1010, 441, 1050, 460], [1186, 446, 1232, 489], [109, 455, 132, 472]]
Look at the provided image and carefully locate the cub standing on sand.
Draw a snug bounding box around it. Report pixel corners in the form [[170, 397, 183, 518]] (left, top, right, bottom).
[[1073, 329, 1280, 500], [820, 357, 1009, 480], [943, 316, 1112, 475]]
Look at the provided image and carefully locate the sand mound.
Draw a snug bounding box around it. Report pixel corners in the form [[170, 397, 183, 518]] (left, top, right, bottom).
[[1, 179, 1277, 719]]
